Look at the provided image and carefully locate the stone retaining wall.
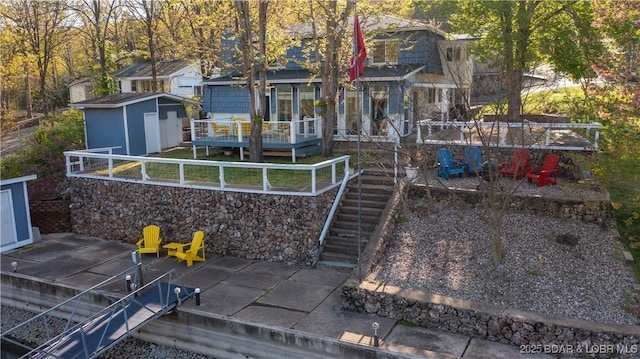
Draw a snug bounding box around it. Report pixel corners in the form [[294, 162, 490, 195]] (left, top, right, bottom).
[[410, 186, 613, 227], [68, 178, 336, 266], [342, 281, 639, 358]]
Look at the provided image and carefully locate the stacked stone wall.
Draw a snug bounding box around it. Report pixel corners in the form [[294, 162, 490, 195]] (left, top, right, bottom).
[[68, 178, 336, 266]]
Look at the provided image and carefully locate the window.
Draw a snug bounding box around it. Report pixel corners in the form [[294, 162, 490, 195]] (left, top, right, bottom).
[[446, 46, 461, 61], [372, 40, 398, 64], [370, 86, 388, 136], [276, 88, 292, 121], [427, 88, 438, 104], [131, 81, 137, 92], [299, 87, 315, 119]]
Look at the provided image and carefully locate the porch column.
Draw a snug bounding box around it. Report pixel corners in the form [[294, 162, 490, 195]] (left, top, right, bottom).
[[440, 88, 450, 121]]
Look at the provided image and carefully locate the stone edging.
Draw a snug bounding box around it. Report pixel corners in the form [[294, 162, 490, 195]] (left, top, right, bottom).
[[342, 279, 640, 357]]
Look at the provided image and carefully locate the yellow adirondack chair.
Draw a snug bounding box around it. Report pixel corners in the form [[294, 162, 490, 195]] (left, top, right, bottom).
[[165, 231, 206, 267], [136, 225, 163, 257], [232, 117, 252, 136], [211, 121, 229, 136]]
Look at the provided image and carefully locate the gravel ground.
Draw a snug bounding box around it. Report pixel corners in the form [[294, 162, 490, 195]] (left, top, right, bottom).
[[371, 174, 639, 326]]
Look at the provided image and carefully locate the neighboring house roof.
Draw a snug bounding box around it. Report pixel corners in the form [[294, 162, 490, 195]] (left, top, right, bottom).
[[68, 92, 201, 109], [68, 77, 94, 87], [112, 60, 193, 79]]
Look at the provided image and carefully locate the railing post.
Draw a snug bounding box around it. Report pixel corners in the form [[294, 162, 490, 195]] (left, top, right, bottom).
[[263, 167, 269, 191], [594, 130, 600, 151], [179, 163, 185, 184], [545, 128, 551, 147], [290, 122, 296, 144], [141, 162, 147, 182], [332, 163, 336, 184], [66, 154, 72, 174], [311, 168, 317, 194], [219, 166, 226, 188], [108, 156, 113, 178]]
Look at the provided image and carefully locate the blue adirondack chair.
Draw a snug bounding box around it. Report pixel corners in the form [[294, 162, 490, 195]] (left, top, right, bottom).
[[436, 148, 465, 180], [464, 146, 485, 175]]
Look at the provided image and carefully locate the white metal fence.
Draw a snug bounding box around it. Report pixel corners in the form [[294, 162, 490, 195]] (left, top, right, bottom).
[[65, 149, 351, 196], [416, 120, 602, 151]]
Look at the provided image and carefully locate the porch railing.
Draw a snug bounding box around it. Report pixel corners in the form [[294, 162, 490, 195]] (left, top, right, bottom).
[[416, 120, 602, 151], [64, 149, 350, 196], [191, 117, 322, 145]]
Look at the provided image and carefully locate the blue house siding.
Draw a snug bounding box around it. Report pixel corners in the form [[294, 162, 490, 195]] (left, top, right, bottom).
[[0, 175, 36, 253], [205, 86, 249, 114], [125, 99, 156, 156], [85, 108, 127, 154]]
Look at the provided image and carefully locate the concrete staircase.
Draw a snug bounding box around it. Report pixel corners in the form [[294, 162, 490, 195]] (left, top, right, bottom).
[[318, 167, 395, 270]]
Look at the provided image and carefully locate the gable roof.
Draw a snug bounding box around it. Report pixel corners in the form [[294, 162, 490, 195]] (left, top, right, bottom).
[[287, 14, 447, 38], [112, 60, 193, 79], [68, 92, 201, 109]]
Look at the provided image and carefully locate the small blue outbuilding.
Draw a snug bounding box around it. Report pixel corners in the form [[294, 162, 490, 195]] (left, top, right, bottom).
[[1, 174, 36, 253], [70, 92, 201, 156]]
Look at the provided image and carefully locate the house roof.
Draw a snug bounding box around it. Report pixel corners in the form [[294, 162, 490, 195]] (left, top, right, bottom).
[[203, 64, 425, 86], [112, 60, 193, 79], [68, 92, 201, 109], [287, 14, 447, 38]]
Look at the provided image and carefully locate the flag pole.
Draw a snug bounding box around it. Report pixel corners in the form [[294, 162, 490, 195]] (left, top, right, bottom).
[[355, 4, 362, 282]]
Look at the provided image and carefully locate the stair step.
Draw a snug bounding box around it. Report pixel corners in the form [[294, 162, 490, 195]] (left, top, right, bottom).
[[328, 227, 372, 239], [319, 251, 358, 264], [331, 220, 377, 232], [342, 194, 390, 208], [336, 213, 380, 223], [315, 261, 356, 273], [339, 206, 384, 216], [323, 241, 359, 255]]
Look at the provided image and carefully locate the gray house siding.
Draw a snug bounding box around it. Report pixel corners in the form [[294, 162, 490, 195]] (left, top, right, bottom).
[[85, 108, 127, 155]]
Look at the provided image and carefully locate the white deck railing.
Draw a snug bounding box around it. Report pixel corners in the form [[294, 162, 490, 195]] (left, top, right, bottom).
[[191, 118, 322, 144], [64, 149, 350, 196], [416, 120, 602, 151]]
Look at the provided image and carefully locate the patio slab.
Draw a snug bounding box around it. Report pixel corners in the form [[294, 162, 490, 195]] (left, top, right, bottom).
[[57, 272, 111, 289], [239, 261, 300, 279], [289, 268, 349, 287], [257, 280, 336, 312], [294, 289, 395, 339], [179, 266, 234, 290], [7, 240, 77, 262], [207, 256, 254, 271], [224, 271, 288, 291], [382, 325, 470, 358], [234, 305, 307, 328], [183, 282, 265, 315], [87, 254, 139, 277], [463, 338, 556, 359], [19, 254, 97, 280], [72, 240, 135, 262]]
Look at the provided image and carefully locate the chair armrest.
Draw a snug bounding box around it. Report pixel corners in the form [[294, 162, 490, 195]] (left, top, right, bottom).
[[136, 239, 143, 246]]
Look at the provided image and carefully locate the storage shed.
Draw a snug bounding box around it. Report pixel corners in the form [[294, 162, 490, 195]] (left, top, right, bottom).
[[70, 92, 201, 155], [1, 175, 37, 253]]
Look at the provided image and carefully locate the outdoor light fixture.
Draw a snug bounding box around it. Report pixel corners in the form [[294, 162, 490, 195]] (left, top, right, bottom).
[[372, 322, 380, 347], [174, 287, 181, 306], [11, 261, 17, 272], [125, 275, 132, 293], [195, 288, 201, 306]]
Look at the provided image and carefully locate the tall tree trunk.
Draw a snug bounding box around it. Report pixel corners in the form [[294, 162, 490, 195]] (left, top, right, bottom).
[[24, 62, 33, 118], [250, 0, 267, 163]]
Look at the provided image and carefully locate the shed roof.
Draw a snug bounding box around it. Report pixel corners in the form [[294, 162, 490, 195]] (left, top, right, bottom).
[[68, 92, 201, 109]]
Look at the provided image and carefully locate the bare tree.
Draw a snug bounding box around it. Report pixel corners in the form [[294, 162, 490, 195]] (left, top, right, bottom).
[[124, 0, 162, 91], [234, 0, 268, 162]]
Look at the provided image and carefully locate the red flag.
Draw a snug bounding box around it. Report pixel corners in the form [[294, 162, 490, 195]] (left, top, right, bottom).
[[349, 16, 366, 82]]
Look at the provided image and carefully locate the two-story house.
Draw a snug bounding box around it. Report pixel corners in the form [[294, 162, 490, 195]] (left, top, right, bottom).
[[201, 15, 473, 144], [113, 60, 204, 99]]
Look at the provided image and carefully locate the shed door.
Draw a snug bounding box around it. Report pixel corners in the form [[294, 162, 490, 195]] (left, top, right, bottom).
[[0, 190, 17, 249], [144, 112, 161, 154]]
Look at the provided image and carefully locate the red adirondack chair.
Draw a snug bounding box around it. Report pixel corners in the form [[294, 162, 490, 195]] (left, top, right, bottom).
[[500, 149, 530, 179], [527, 153, 559, 186]]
